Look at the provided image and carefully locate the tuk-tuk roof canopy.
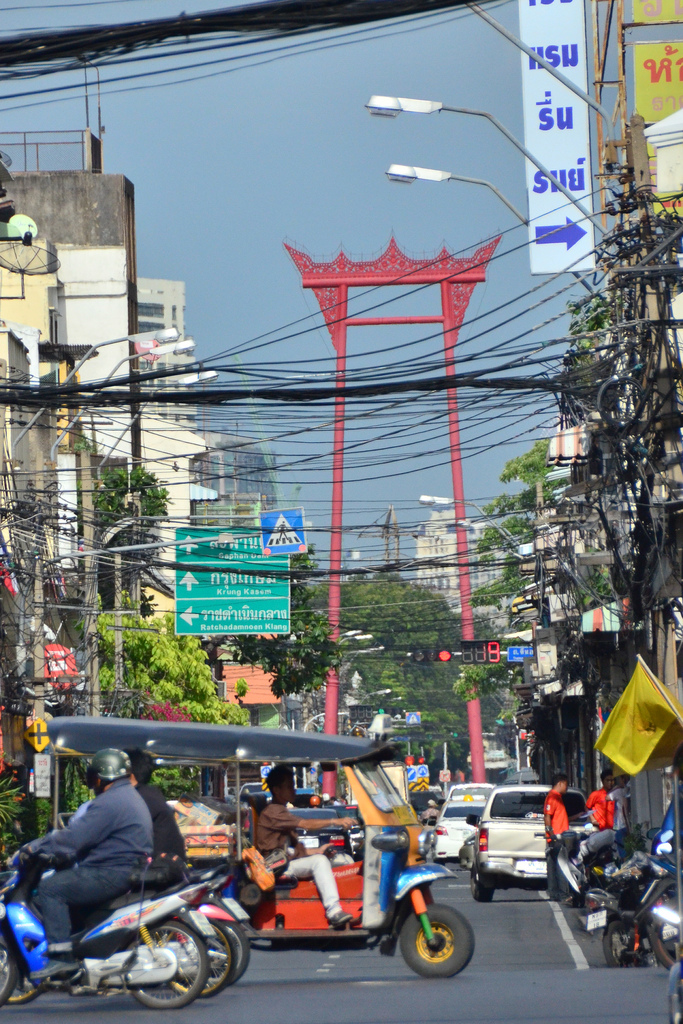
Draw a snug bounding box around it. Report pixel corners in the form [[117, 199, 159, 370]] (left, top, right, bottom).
[[46, 717, 393, 766]]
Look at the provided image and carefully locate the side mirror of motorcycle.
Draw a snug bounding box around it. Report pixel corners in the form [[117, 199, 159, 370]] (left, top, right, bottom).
[[646, 827, 660, 840], [465, 814, 480, 827]]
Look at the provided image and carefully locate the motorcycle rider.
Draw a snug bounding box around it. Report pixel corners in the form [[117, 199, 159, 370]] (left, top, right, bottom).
[[576, 768, 615, 864], [27, 748, 153, 981]]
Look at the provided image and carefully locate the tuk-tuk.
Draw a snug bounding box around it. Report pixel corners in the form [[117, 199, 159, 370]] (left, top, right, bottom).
[[46, 717, 475, 979]]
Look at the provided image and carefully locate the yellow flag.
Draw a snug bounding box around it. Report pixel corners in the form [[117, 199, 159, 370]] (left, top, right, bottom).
[[595, 657, 683, 774]]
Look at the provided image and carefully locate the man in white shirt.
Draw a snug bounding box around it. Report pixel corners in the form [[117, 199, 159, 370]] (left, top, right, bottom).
[[609, 773, 630, 858]]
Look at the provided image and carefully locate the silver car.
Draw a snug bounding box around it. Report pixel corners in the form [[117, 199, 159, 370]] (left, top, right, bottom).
[[470, 784, 586, 902]]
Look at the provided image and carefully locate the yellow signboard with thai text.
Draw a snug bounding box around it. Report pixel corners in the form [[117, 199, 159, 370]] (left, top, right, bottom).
[[633, 0, 683, 24], [634, 43, 683, 122], [634, 43, 683, 206]]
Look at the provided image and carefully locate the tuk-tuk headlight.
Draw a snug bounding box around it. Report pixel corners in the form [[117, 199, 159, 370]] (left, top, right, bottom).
[[417, 828, 436, 858]]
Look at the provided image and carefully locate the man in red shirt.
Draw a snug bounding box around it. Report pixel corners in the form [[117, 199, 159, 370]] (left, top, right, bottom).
[[577, 768, 615, 863], [544, 773, 569, 901]]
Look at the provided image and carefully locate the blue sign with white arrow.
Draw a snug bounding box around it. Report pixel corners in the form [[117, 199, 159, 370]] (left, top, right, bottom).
[[507, 646, 535, 663], [259, 508, 307, 556], [534, 219, 587, 251]]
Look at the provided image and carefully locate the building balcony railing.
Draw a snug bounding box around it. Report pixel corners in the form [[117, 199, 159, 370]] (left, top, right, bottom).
[[0, 130, 102, 173]]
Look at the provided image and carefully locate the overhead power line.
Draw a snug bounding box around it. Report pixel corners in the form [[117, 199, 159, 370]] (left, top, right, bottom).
[[0, 0, 474, 69]]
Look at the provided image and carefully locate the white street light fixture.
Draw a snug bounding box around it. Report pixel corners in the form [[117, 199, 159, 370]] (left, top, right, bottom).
[[13, 326, 184, 453], [366, 95, 442, 117], [177, 370, 219, 386], [386, 165, 528, 225], [386, 164, 450, 184], [374, 96, 602, 232]]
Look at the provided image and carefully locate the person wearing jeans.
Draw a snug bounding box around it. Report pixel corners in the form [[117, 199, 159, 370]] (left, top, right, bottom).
[[257, 764, 355, 928], [544, 773, 570, 902]]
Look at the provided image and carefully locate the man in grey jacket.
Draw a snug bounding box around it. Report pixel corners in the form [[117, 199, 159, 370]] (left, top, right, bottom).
[[29, 748, 153, 980]]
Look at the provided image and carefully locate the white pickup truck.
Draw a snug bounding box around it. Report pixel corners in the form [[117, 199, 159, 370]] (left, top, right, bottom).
[[469, 784, 586, 902]]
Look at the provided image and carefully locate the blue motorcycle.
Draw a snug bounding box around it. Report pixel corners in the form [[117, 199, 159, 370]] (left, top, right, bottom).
[[0, 852, 212, 1008]]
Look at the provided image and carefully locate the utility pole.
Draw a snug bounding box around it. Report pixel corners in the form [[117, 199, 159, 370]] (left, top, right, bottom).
[[79, 452, 100, 716], [382, 504, 400, 564], [114, 552, 124, 692], [31, 452, 45, 721]]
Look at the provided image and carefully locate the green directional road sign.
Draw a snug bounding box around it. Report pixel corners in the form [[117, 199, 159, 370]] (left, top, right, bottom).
[[174, 527, 290, 635]]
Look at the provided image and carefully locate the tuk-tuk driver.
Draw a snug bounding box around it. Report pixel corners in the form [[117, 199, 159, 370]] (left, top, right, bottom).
[[257, 765, 355, 928]]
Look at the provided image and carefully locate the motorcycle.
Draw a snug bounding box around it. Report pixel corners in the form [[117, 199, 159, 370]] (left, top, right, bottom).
[[578, 851, 675, 967], [555, 827, 618, 907], [0, 852, 213, 1009]]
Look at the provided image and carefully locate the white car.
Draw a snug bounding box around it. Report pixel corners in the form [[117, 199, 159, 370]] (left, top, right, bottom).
[[434, 800, 487, 863], [446, 783, 495, 803]]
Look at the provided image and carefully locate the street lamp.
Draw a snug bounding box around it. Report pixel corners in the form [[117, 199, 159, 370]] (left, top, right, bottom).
[[176, 370, 219, 386], [368, 95, 603, 232], [386, 164, 528, 225], [49, 339, 196, 461], [12, 327, 182, 452]]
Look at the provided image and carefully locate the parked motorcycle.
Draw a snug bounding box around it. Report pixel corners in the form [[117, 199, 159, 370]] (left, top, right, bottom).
[[0, 853, 212, 1008], [579, 852, 675, 967], [556, 828, 618, 907]]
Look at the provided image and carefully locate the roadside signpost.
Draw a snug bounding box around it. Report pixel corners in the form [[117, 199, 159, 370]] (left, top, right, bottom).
[[259, 508, 307, 555], [34, 754, 51, 798], [24, 718, 49, 753], [174, 528, 290, 635], [507, 645, 535, 663]]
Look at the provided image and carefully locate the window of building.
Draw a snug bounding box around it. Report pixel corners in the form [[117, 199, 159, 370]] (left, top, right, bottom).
[[138, 320, 164, 332], [138, 302, 165, 319]]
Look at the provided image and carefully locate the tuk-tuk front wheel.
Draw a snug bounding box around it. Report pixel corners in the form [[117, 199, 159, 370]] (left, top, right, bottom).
[[399, 903, 474, 978]]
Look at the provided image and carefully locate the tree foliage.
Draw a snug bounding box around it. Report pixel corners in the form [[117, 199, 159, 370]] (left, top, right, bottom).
[[95, 466, 169, 527], [471, 438, 550, 612], [97, 610, 248, 724]]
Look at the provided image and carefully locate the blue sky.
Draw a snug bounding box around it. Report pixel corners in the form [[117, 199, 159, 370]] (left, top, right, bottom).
[[0, 0, 588, 559]]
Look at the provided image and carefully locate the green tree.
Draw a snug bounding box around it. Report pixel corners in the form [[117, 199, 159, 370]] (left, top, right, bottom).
[[96, 610, 249, 724], [471, 438, 551, 611], [95, 466, 169, 528], [314, 576, 480, 774], [229, 551, 341, 698]]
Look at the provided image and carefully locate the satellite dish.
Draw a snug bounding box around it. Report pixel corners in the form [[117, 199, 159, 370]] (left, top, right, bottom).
[[0, 214, 38, 242], [0, 242, 60, 276]]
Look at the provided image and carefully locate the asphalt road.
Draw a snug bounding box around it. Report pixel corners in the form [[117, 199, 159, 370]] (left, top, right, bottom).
[[6, 873, 670, 1023]]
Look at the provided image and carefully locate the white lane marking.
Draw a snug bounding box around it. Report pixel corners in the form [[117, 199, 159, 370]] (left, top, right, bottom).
[[328, 954, 341, 958], [316, 968, 330, 973], [540, 892, 589, 970]]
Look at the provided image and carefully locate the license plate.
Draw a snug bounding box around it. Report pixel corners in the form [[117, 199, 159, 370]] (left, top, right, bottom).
[[300, 836, 319, 848], [221, 897, 249, 922], [662, 924, 678, 942], [188, 910, 216, 938], [517, 859, 546, 875], [585, 909, 607, 931]]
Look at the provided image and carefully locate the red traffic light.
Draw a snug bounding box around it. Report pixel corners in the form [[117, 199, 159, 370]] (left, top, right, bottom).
[[438, 650, 452, 662]]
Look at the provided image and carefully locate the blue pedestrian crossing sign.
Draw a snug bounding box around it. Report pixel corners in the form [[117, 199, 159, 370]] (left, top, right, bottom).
[[259, 508, 307, 556], [405, 711, 421, 726]]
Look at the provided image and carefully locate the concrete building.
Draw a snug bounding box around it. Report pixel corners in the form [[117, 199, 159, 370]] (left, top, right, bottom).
[[414, 509, 499, 615], [193, 430, 280, 527], [136, 278, 196, 429]]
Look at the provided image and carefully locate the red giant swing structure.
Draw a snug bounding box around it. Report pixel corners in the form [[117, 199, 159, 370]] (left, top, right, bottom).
[[286, 236, 500, 787]]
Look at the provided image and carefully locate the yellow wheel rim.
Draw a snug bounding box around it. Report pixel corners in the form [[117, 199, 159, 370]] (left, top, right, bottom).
[[8, 984, 41, 1005], [415, 922, 455, 964], [203, 927, 232, 995]]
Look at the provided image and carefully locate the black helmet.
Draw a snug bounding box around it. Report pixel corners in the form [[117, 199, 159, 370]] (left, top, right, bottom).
[[86, 748, 131, 789]]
